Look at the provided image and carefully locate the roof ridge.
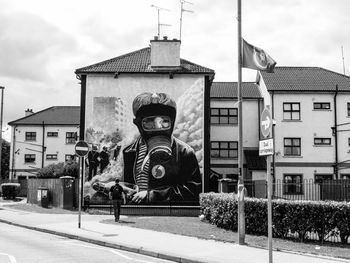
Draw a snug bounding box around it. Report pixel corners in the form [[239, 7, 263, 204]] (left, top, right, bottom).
[[75, 47, 150, 73], [275, 66, 350, 78]]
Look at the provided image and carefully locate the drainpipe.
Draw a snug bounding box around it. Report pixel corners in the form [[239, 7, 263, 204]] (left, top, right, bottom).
[[11, 125, 17, 179], [333, 85, 338, 179], [271, 91, 276, 185], [42, 121, 45, 168]]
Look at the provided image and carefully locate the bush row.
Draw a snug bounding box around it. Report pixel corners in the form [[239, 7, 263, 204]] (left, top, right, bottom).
[[199, 193, 350, 244]]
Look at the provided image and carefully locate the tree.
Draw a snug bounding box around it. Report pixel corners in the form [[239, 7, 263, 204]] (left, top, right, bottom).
[[1, 140, 10, 180]]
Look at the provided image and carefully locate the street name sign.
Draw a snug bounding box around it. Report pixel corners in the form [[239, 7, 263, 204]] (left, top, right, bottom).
[[75, 141, 89, 157], [259, 138, 274, 156], [261, 107, 272, 138]]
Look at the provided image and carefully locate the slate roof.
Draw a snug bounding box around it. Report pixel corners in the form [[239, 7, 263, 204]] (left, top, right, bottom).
[[8, 106, 80, 126], [75, 47, 214, 75], [260, 67, 350, 92], [210, 82, 262, 99]]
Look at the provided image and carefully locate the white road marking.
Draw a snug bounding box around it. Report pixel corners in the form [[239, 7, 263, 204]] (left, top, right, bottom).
[[0, 252, 18, 263], [69, 242, 161, 263]]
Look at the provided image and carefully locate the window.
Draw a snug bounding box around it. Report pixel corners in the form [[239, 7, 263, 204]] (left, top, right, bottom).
[[341, 174, 350, 180], [283, 174, 303, 194], [210, 108, 238, 125], [314, 102, 330, 110], [348, 138, 350, 146], [24, 154, 36, 163], [314, 138, 331, 146], [284, 138, 301, 156], [348, 103, 350, 116], [210, 141, 238, 158], [66, 132, 76, 144], [315, 174, 333, 183], [46, 154, 58, 160], [25, 132, 36, 141], [65, 154, 75, 162], [47, 132, 58, 137], [283, 103, 300, 120]]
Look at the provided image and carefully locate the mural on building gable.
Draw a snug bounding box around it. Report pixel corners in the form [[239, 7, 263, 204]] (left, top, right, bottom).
[[84, 79, 204, 205]]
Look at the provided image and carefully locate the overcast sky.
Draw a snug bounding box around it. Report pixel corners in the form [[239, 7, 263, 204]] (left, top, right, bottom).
[[1, 0, 349, 141]]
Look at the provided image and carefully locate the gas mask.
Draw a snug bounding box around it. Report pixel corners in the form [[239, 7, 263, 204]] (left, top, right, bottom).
[[141, 115, 172, 164], [132, 93, 177, 167]]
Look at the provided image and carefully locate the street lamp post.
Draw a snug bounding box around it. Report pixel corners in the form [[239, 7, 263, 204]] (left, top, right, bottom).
[[0, 86, 4, 179]]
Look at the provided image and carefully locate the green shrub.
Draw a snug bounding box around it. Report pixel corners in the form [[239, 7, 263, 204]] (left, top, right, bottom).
[[1, 183, 20, 199], [37, 161, 79, 178], [200, 193, 350, 244]]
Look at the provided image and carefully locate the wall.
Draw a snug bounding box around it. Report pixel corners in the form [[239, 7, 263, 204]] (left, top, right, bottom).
[[273, 92, 350, 180], [10, 125, 78, 179]]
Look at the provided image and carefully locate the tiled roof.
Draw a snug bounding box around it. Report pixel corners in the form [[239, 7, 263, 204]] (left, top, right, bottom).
[[8, 106, 80, 126], [210, 82, 262, 99], [75, 47, 215, 75], [260, 67, 350, 92]]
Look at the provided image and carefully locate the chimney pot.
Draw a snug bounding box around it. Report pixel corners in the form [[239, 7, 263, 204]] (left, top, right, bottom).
[[163, 36, 168, 40], [154, 36, 158, 40]]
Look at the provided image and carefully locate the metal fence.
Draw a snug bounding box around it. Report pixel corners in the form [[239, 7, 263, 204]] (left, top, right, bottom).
[[242, 179, 350, 202]]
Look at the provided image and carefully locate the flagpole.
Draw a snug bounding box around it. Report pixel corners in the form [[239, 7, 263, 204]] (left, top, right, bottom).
[[237, 0, 245, 245]]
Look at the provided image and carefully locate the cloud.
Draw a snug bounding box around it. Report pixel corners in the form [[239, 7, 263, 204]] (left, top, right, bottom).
[[0, 11, 78, 82]]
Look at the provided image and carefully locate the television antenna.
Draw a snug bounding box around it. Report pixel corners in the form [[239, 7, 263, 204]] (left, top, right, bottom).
[[341, 46, 346, 75], [151, 4, 171, 39], [179, 0, 194, 41]]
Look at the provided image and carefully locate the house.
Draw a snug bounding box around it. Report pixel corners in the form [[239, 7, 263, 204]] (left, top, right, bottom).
[[8, 106, 80, 180], [258, 67, 350, 198], [75, 36, 215, 192], [209, 81, 265, 191]]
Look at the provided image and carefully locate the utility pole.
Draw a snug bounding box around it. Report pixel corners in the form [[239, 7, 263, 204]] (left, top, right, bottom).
[[0, 86, 4, 179], [341, 46, 346, 75]]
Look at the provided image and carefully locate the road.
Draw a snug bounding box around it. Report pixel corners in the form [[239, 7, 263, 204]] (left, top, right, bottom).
[[0, 222, 175, 263]]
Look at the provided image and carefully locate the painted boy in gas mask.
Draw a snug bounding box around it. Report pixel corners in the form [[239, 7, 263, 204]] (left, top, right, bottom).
[[123, 92, 202, 203]]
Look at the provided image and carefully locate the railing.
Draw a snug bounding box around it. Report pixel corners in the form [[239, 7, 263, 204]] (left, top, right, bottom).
[[225, 179, 350, 202]]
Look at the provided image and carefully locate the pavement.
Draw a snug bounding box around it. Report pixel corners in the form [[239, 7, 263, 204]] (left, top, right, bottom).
[[0, 200, 349, 263]]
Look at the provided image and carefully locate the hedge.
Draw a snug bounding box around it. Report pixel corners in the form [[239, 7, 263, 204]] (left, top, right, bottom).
[[200, 193, 350, 244]]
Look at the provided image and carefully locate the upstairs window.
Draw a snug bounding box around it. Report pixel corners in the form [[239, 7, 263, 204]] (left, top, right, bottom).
[[283, 103, 300, 120], [314, 138, 331, 146], [210, 141, 238, 158], [66, 132, 76, 144], [210, 108, 238, 125], [47, 132, 58, 137], [347, 103, 350, 116], [284, 138, 301, 156], [25, 154, 36, 163], [25, 132, 36, 141], [46, 154, 58, 160], [314, 102, 330, 110]]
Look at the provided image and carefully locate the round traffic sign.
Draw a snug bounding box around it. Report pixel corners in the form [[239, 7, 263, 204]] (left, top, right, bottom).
[[261, 108, 272, 138], [75, 141, 90, 157]]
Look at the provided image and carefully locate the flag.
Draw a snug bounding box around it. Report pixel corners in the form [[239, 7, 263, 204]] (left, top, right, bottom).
[[242, 39, 276, 73]]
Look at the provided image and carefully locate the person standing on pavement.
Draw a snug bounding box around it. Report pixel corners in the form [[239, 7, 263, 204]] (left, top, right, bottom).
[[109, 179, 126, 222], [99, 146, 110, 173]]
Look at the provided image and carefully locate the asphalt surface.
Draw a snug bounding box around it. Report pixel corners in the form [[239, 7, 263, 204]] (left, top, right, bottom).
[[0, 222, 175, 263]]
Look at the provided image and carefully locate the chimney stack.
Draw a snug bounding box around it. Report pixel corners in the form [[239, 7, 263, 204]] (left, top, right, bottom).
[[25, 108, 34, 116], [150, 36, 181, 70]]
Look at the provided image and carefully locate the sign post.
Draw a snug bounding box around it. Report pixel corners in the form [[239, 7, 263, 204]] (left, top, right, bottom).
[[259, 107, 273, 263], [75, 141, 90, 229]]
